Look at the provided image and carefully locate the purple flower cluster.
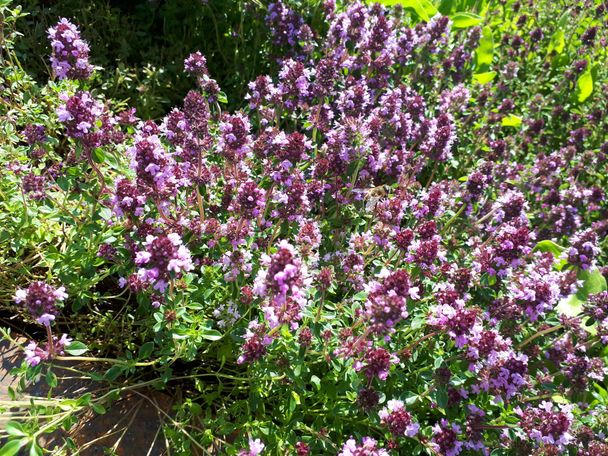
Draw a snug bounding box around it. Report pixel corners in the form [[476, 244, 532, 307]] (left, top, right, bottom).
[[354, 347, 398, 381], [338, 437, 389, 456], [48, 18, 92, 80], [134, 233, 194, 292], [24, 334, 72, 367], [14, 281, 67, 326], [431, 419, 463, 456], [184, 51, 220, 99], [27, 3, 608, 454], [253, 240, 310, 329], [586, 291, 608, 343], [237, 321, 272, 365], [364, 269, 418, 334], [238, 438, 265, 456], [566, 228, 600, 270], [379, 400, 419, 438], [56, 91, 103, 140], [22, 173, 47, 200], [266, 2, 310, 50], [517, 401, 574, 449]]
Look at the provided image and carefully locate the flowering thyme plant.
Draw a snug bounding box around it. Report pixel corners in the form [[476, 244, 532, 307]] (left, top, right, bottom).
[[1, 0, 608, 455]]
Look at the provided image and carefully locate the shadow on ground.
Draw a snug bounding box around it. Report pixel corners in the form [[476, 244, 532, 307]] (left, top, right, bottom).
[[1, 339, 172, 455]]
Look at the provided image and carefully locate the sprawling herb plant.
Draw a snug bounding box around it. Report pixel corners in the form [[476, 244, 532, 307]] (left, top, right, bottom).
[[1, 0, 607, 454]]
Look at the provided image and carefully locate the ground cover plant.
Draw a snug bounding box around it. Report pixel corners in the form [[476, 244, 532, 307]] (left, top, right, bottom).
[[1, 0, 608, 454]]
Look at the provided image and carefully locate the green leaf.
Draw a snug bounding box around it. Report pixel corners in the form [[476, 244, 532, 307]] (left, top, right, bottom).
[[576, 65, 593, 102], [352, 291, 368, 301], [474, 26, 494, 70], [138, 341, 155, 359], [547, 11, 569, 55], [104, 365, 123, 381], [45, 369, 58, 388], [472, 71, 496, 84], [201, 329, 223, 341], [29, 442, 43, 456], [64, 341, 88, 356], [501, 114, 522, 127], [435, 388, 448, 409], [557, 268, 607, 317], [5, 422, 27, 437], [291, 391, 301, 405], [378, 0, 437, 22], [532, 240, 565, 257], [450, 12, 483, 28], [577, 268, 607, 297], [217, 92, 228, 104], [547, 29, 565, 55], [91, 403, 107, 415], [551, 394, 570, 404], [0, 438, 29, 456], [91, 148, 106, 164]]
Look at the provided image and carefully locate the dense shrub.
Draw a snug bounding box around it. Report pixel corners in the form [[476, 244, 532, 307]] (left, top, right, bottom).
[[14, 0, 326, 118], [1, 0, 607, 455]]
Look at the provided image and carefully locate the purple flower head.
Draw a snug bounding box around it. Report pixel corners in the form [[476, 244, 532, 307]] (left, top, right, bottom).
[[128, 133, 177, 194], [48, 18, 93, 80], [218, 113, 252, 162], [183, 90, 210, 139], [111, 178, 146, 218], [246, 75, 279, 110], [253, 240, 310, 329], [296, 220, 321, 256], [24, 334, 72, 366], [379, 400, 419, 437], [278, 59, 312, 109], [518, 402, 574, 448], [275, 131, 311, 165], [357, 387, 380, 411], [184, 51, 208, 79], [266, 2, 306, 48], [220, 248, 253, 282], [14, 281, 67, 325], [237, 321, 272, 364], [56, 91, 104, 141], [428, 299, 479, 348], [507, 254, 561, 320], [431, 419, 463, 456], [230, 180, 266, 219], [565, 228, 599, 270], [238, 438, 265, 456], [22, 124, 47, 145], [356, 347, 398, 381], [420, 113, 456, 162], [338, 437, 389, 456], [184, 51, 220, 98], [365, 269, 418, 334], [272, 174, 310, 222], [22, 173, 47, 200], [480, 350, 529, 400], [136, 233, 193, 292]]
